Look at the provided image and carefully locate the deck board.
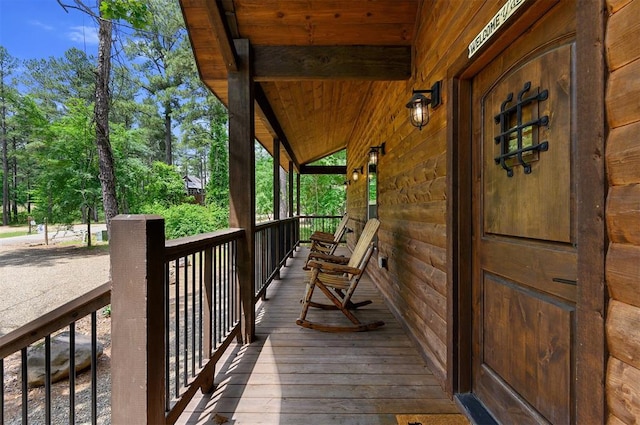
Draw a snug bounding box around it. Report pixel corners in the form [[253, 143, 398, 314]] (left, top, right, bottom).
[[178, 247, 459, 425]]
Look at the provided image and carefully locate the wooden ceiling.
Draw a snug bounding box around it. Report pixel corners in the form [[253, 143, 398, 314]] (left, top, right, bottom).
[[180, 0, 420, 168]]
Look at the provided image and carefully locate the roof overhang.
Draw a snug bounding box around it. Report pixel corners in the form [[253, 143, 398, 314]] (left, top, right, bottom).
[[180, 0, 419, 168]]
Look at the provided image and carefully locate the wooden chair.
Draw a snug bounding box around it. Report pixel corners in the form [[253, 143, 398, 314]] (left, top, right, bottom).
[[297, 218, 384, 332], [303, 214, 350, 269]]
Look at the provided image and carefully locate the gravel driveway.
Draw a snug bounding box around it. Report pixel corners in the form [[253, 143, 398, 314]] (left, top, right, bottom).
[[0, 241, 110, 336]]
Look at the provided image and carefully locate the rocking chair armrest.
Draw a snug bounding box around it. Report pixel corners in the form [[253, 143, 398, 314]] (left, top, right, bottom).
[[308, 252, 350, 264], [307, 260, 361, 275], [309, 232, 336, 243]]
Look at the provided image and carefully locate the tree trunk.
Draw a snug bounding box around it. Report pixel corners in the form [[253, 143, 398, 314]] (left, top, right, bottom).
[[95, 14, 119, 235], [11, 136, 17, 222], [164, 102, 172, 165], [1, 79, 8, 225]]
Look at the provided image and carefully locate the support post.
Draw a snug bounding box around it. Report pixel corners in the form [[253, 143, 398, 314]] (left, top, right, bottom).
[[296, 172, 301, 216], [273, 138, 281, 278], [288, 161, 295, 257], [228, 39, 256, 344], [110, 215, 166, 424], [288, 161, 294, 218], [201, 247, 214, 393]]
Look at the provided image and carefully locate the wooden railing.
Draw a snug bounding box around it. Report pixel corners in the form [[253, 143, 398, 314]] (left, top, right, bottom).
[[0, 215, 304, 424], [0, 283, 111, 424], [298, 215, 343, 243], [254, 217, 298, 298], [110, 214, 301, 424]]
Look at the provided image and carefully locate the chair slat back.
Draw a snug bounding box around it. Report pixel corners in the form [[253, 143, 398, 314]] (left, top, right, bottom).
[[332, 214, 350, 242], [347, 218, 380, 269]]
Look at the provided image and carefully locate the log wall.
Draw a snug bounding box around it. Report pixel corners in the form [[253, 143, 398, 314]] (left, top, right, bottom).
[[345, 0, 508, 386], [605, 0, 640, 422]]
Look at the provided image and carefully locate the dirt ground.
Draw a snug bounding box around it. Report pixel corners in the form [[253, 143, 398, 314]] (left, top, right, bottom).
[[0, 239, 110, 336], [0, 230, 113, 423]]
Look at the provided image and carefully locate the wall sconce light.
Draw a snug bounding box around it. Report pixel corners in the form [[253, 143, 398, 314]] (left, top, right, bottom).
[[369, 142, 386, 166], [406, 81, 442, 130], [351, 166, 364, 181]]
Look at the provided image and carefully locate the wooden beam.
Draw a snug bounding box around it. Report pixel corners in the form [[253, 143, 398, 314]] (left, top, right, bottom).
[[254, 83, 300, 168], [228, 39, 255, 343], [289, 161, 296, 256], [299, 165, 347, 175], [575, 0, 607, 423], [205, 0, 238, 72], [253, 46, 411, 81]]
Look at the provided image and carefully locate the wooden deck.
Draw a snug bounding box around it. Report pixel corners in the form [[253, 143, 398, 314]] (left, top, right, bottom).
[[178, 247, 460, 425]]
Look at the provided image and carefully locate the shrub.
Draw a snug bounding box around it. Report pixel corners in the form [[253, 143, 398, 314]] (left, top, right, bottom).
[[141, 203, 228, 239]]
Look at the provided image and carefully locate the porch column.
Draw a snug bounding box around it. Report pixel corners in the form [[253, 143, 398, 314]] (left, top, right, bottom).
[[288, 161, 294, 218], [296, 172, 301, 216], [296, 172, 301, 244], [288, 161, 295, 255], [110, 215, 165, 424], [273, 137, 281, 278], [228, 39, 256, 343]]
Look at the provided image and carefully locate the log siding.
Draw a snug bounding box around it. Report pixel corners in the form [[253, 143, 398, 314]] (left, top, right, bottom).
[[606, 0, 640, 422]]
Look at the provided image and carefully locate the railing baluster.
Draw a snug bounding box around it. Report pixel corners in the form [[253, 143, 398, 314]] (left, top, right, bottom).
[[198, 251, 204, 369], [191, 253, 196, 378], [69, 322, 76, 425], [183, 255, 188, 386], [174, 258, 180, 399], [21, 348, 27, 425], [91, 312, 97, 425], [0, 358, 3, 425], [214, 245, 219, 347], [164, 261, 170, 408], [45, 335, 51, 425]]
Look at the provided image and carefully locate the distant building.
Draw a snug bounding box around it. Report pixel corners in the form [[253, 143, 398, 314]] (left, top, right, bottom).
[[183, 175, 205, 205]]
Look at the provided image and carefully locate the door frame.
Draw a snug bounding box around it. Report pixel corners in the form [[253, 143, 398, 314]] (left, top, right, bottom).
[[445, 1, 607, 423]]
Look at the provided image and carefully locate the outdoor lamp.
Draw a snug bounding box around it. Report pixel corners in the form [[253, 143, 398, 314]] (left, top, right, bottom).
[[369, 143, 386, 166], [406, 81, 442, 130], [352, 166, 363, 181]]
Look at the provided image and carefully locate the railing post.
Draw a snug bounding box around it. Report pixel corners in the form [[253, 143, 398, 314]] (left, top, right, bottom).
[[110, 215, 165, 424], [201, 247, 214, 393]]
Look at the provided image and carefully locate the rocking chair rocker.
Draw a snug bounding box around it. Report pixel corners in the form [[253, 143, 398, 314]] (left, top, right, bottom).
[[297, 218, 384, 332]]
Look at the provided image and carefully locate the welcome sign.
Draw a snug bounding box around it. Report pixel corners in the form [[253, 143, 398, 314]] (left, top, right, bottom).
[[468, 0, 528, 58]]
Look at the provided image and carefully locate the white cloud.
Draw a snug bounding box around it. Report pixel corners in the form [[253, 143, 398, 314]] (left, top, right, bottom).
[[29, 20, 54, 31], [67, 26, 99, 45]]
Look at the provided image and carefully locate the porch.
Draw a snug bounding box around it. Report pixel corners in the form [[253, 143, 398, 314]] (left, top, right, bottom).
[[176, 246, 459, 424]]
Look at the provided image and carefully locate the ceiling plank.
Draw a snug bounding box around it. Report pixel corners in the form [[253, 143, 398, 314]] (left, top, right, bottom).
[[253, 46, 411, 81]]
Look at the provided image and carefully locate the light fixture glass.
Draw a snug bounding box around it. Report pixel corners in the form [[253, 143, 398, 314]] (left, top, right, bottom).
[[351, 166, 363, 181], [407, 93, 430, 129], [406, 81, 442, 130], [369, 142, 386, 165]]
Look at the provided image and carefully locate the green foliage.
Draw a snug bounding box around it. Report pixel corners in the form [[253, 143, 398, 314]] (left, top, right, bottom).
[[255, 144, 273, 220], [31, 99, 100, 224], [100, 0, 151, 29], [300, 150, 346, 215], [142, 161, 188, 209], [142, 202, 228, 239]]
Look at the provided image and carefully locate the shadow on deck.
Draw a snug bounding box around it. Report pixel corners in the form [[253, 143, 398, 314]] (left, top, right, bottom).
[[177, 247, 460, 425]]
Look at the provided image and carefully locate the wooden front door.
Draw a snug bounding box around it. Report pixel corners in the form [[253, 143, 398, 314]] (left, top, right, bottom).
[[471, 3, 576, 424]]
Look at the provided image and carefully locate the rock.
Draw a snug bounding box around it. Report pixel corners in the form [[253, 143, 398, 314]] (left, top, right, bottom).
[[26, 331, 104, 388]]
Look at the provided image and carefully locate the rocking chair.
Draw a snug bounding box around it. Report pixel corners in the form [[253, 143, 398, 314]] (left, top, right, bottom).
[[303, 213, 350, 269], [297, 218, 384, 332]]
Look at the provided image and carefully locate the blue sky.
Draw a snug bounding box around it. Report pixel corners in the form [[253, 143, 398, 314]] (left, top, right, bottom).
[[0, 0, 100, 61]]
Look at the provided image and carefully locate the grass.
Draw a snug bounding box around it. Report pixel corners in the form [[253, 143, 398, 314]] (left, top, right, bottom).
[[0, 231, 29, 239]]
